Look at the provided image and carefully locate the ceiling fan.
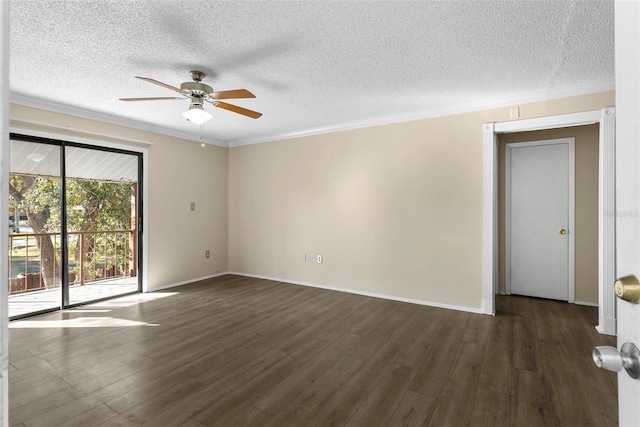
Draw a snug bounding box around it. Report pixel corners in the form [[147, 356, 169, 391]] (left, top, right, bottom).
[[119, 70, 262, 124]]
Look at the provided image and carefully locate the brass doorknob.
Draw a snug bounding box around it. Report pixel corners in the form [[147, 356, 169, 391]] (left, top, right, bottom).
[[559, 228, 566, 235], [615, 274, 640, 303]]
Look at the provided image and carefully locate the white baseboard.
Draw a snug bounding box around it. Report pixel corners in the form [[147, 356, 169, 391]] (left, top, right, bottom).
[[596, 317, 616, 336], [574, 300, 599, 307], [228, 272, 486, 315], [483, 298, 495, 316], [149, 272, 231, 292]]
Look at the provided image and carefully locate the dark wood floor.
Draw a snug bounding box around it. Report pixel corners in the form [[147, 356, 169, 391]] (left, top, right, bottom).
[[8, 275, 618, 426]]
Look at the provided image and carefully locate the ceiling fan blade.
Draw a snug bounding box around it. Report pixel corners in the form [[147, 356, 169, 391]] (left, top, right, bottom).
[[214, 102, 263, 119], [209, 89, 256, 100], [119, 97, 184, 102], [135, 76, 188, 95]]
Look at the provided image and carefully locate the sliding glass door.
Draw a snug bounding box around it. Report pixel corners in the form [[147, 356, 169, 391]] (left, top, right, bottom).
[[65, 145, 140, 306], [8, 135, 142, 319], [8, 139, 62, 317]]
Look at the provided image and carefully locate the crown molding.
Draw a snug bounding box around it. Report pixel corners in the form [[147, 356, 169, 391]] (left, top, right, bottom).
[[11, 79, 615, 150], [227, 79, 615, 147], [10, 117, 155, 146], [10, 93, 229, 148]]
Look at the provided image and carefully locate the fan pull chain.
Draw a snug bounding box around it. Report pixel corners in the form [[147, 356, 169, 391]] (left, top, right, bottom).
[[200, 123, 205, 148]]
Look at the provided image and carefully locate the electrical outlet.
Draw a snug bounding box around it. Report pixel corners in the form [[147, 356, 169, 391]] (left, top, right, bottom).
[[302, 253, 306, 262], [317, 254, 323, 264], [205, 250, 210, 258]]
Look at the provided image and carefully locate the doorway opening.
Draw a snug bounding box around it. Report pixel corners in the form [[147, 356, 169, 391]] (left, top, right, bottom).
[[483, 108, 616, 335], [7, 134, 143, 319]]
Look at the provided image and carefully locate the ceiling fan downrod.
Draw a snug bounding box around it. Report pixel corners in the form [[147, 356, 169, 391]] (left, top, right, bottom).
[[190, 70, 206, 82]]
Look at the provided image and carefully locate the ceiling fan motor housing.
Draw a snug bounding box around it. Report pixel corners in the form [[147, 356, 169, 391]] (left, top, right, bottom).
[[181, 70, 212, 97], [181, 81, 213, 96]]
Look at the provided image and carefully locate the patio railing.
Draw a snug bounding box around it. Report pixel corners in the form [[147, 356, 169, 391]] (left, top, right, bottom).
[[8, 229, 136, 295]]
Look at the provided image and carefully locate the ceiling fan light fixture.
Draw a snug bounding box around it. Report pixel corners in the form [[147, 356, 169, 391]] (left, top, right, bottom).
[[183, 103, 212, 125]]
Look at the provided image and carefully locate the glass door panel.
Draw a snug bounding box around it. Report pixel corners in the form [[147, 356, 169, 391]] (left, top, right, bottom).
[[8, 139, 62, 318], [65, 146, 140, 305]]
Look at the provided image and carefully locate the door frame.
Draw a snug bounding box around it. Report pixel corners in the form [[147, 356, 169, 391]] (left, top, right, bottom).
[[7, 129, 150, 296], [8, 133, 146, 318], [483, 107, 616, 335], [505, 138, 576, 302]]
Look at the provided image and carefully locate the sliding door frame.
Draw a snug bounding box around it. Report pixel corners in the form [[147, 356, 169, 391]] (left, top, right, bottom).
[[8, 133, 146, 319]]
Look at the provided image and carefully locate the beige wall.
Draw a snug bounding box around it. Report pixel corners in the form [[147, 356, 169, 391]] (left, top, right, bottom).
[[229, 91, 614, 310], [8, 91, 615, 309], [498, 125, 600, 304], [9, 104, 229, 291]]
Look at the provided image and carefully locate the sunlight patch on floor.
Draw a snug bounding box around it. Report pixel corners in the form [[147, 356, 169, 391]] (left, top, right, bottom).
[[60, 309, 111, 313], [9, 316, 159, 328], [88, 291, 178, 308]]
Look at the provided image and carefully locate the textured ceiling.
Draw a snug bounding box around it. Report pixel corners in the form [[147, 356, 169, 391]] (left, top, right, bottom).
[[9, 1, 614, 147]]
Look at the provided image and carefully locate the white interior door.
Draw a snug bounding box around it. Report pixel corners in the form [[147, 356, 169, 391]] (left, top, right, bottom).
[[506, 139, 574, 301], [615, 1, 640, 424]]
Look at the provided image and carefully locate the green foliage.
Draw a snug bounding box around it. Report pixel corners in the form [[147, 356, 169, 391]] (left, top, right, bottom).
[[10, 174, 132, 232], [18, 176, 59, 216], [64, 179, 132, 232], [9, 174, 135, 283]]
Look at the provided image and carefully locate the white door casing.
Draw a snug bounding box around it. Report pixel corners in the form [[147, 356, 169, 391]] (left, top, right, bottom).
[[0, 1, 8, 425], [615, 1, 640, 424], [483, 109, 616, 334], [506, 139, 575, 302]]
